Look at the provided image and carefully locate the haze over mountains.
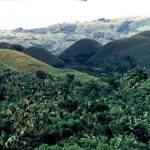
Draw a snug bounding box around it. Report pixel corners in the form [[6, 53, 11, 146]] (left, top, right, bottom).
[[1, 16, 150, 55]]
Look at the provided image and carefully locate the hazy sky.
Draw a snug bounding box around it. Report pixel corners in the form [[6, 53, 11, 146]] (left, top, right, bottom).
[[0, 0, 150, 29]]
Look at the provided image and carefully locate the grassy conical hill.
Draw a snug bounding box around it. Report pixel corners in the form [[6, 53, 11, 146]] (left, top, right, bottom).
[[0, 49, 98, 81], [88, 31, 150, 72], [59, 39, 102, 64], [23, 46, 64, 67]]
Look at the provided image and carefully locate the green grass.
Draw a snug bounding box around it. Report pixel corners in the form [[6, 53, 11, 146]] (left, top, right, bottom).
[[23, 46, 64, 67], [59, 39, 102, 63], [88, 31, 150, 72], [0, 49, 98, 82]]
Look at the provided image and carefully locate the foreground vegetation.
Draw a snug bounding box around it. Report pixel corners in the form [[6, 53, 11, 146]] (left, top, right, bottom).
[[0, 64, 150, 149]]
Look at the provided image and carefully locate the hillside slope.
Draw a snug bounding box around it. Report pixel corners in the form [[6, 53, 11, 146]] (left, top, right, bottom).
[[59, 39, 102, 64], [88, 31, 150, 72], [0, 42, 26, 52], [23, 46, 64, 67], [0, 49, 97, 81]]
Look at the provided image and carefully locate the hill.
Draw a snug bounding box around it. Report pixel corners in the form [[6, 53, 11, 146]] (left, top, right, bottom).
[[59, 39, 102, 64], [0, 42, 10, 49], [88, 31, 150, 73], [0, 49, 58, 73], [0, 42, 26, 52], [23, 46, 64, 67], [1, 16, 150, 55], [0, 49, 97, 81]]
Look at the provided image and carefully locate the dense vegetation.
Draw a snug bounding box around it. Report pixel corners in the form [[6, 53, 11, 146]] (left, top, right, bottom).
[[0, 30, 150, 149], [1, 64, 150, 150]]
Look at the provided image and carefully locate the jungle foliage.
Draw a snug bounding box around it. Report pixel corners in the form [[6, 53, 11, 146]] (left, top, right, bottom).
[[0, 65, 150, 150]]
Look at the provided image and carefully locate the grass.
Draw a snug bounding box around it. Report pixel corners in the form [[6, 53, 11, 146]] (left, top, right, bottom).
[[23, 46, 64, 67], [88, 31, 150, 72], [0, 49, 98, 82], [59, 39, 102, 63]]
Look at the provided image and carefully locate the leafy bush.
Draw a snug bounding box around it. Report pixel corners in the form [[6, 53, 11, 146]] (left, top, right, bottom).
[[0, 66, 150, 149]]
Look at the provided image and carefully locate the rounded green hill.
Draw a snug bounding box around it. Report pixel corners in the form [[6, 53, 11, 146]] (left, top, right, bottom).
[[88, 31, 150, 73], [24, 46, 64, 67], [59, 39, 102, 64]]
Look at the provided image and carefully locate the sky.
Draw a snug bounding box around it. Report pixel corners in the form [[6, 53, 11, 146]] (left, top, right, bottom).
[[0, 0, 150, 29]]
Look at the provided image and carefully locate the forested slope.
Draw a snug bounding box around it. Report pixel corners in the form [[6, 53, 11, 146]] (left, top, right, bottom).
[[1, 65, 150, 150]]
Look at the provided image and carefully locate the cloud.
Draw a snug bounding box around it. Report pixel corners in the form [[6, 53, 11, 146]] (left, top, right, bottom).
[[0, 0, 150, 29]]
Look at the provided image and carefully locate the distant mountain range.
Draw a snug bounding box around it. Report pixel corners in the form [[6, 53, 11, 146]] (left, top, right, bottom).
[[1, 16, 150, 55]]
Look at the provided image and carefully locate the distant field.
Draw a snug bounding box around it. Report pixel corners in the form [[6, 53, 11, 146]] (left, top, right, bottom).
[[1, 17, 150, 55]]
